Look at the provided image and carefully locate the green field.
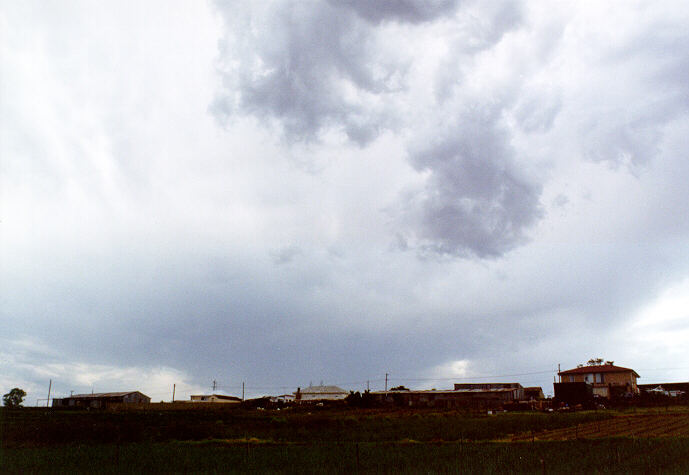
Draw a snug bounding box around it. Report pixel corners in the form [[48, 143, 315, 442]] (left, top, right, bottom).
[[2, 407, 689, 473]]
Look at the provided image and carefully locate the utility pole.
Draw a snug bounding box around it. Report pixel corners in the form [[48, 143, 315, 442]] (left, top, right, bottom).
[[558, 364, 561, 383], [172, 384, 176, 402], [46, 379, 52, 408], [242, 382, 245, 401], [212, 380, 217, 392], [367, 380, 369, 391], [385, 373, 388, 392]]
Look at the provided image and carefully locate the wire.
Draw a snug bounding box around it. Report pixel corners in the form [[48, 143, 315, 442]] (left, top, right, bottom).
[[388, 369, 556, 382]]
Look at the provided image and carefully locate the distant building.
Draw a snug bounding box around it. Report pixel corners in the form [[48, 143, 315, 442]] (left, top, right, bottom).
[[190, 394, 242, 403], [558, 364, 639, 398], [295, 385, 348, 401], [523, 387, 545, 400], [454, 383, 524, 399], [275, 394, 295, 403], [370, 383, 524, 409], [52, 391, 150, 409]]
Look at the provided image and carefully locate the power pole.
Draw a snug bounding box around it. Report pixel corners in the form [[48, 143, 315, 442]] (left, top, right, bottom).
[[212, 380, 217, 392], [46, 379, 52, 408], [242, 382, 245, 401], [172, 384, 176, 402], [367, 380, 369, 391], [385, 373, 388, 392], [558, 364, 561, 383]]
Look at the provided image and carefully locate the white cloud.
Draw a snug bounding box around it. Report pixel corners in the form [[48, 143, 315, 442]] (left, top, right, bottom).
[[0, 337, 206, 405]]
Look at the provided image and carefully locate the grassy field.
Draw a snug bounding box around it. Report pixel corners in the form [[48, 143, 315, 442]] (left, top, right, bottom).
[[4, 439, 689, 473], [2, 406, 689, 473]]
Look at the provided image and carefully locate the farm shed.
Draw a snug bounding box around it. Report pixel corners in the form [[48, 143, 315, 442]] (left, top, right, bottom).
[[52, 391, 150, 409], [295, 385, 349, 401], [558, 364, 640, 398]]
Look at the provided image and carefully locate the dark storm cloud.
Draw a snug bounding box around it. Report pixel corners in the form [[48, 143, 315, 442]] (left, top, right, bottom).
[[402, 104, 542, 258], [329, 0, 460, 24]]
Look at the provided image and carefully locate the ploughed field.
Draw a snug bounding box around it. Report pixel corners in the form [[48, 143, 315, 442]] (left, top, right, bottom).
[[2, 406, 689, 473], [512, 412, 689, 441]]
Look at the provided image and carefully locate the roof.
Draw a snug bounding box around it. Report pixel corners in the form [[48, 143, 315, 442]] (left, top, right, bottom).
[[559, 364, 640, 378], [370, 388, 520, 396], [191, 394, 241, 400], [453, 388, 520, 393], [298, 385, 347, 394], [67, 391, 146, 399]]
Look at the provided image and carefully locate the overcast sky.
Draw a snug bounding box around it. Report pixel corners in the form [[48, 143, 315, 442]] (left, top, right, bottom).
[[2, 0, 689, 405]]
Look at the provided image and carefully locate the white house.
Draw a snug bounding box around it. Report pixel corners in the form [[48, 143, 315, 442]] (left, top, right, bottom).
[[295, 385, 348, 401]]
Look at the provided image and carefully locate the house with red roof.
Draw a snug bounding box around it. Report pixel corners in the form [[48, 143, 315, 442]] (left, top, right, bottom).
[[558, 363, 640, 398]]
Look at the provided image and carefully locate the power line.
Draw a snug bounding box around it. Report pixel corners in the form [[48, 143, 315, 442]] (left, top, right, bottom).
[[636, 366, 689, 371], [189, 370, 558, 395], [388, 369, 556, 382]]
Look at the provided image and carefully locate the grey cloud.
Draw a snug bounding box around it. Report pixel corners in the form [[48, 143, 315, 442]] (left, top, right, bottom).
[[462, 1, 523, 51], [270, 245, 302, 265], [513, 85, 562, 133], [213, 1, 403, 144], [552, 194, 569, 208], [401, 105, 542, 258], [212, 0, 525, 147], [433, 2, 525, 102], [329, 0, 460, 24]]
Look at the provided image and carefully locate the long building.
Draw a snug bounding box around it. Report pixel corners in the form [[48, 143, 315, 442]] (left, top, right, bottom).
[[294, 385, 349, 401], [370, 383, 524, 409], [189, 394, 242, 403], [52, 391, 150, 409]]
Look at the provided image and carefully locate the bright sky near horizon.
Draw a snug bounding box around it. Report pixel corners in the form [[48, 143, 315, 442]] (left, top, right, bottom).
[[2, 0, 689, 405]]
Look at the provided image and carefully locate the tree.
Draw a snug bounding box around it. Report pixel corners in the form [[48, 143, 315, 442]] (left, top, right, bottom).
[[586, 358, 604, 366], [345, 390, 376, 408], [3, 388, 26, 408]]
